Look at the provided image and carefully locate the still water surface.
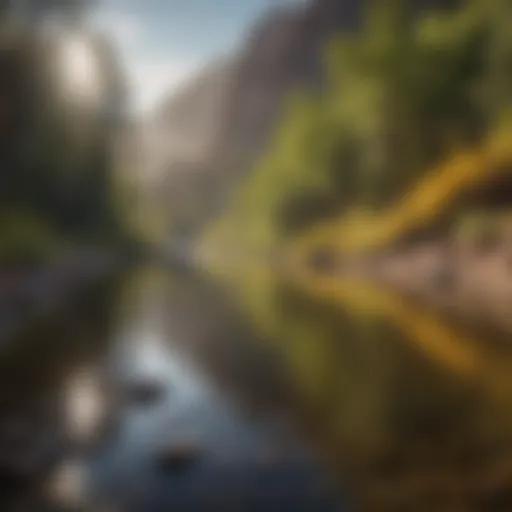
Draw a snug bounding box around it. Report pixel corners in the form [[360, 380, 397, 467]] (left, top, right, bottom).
[[2, 266, 512, 510]]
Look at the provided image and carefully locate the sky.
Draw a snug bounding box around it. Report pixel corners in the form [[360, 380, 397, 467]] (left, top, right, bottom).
[[91, 0, 307, 113]]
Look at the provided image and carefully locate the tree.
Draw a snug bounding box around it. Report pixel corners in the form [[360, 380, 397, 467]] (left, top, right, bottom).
[[202, 0, 512, 254]]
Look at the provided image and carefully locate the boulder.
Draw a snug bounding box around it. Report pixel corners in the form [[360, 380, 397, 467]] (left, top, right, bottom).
[[153, 438, 203, 473]]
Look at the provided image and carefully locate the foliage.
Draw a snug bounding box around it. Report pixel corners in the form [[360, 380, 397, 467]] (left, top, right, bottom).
[[201, 0, 512, 256], [0, 6, 133, 266]]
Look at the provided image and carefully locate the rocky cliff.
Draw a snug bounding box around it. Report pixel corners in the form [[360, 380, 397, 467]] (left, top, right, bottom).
[[148, 0, 461, 238]]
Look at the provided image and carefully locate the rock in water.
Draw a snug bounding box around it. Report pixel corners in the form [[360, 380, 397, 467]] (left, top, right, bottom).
[[154, 439, 202, 473], [124, 379, 167, 405]]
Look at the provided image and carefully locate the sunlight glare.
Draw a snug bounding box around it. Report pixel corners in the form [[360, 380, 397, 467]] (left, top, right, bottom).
[[59, 34, 103, 105]]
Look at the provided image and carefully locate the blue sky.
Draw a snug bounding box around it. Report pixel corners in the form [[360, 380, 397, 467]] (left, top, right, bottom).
[[92, 0, 307, 112]]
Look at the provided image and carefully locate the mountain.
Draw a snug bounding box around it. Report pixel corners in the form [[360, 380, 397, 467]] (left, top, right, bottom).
[[147, 0, 461, 239], [146, 57, 238, 176], [212, 0, 361, 173], [141, 56, 240, 236]]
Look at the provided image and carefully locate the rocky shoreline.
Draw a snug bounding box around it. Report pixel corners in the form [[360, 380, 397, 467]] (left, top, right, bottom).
[[370, 243, 512, 331], [300, 239, 512, 335], [0, 248, 122, 347]]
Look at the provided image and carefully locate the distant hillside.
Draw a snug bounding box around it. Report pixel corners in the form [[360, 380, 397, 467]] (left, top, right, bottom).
[[212, 0, 361, 173], [146, 58, 235, 179], [148, 0, 461, 239]]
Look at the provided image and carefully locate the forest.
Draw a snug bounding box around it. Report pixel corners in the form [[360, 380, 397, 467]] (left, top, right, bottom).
[[0, 2, 136, 269], [200, 0, 512, 260]]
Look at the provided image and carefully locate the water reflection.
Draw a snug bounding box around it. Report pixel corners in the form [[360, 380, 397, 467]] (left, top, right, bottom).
[[45, 458, 87, 509], [0, 279, 118, 510], [3, 265, 512, 509], [87, 269, 339, 512], [277, 272, 512, 509], [63, 364, 111, 447]]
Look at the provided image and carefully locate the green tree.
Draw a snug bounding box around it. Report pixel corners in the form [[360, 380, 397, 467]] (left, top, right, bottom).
[[203, 0, 512, 254]]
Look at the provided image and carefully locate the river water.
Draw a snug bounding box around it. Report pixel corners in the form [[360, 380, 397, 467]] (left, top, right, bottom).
[[2, 265, 512, 510]]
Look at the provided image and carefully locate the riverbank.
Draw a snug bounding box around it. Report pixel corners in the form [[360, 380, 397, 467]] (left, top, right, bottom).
[[0, 248, 123, 346], [291, 239, 512, 336], [378, 244, 512, 334]]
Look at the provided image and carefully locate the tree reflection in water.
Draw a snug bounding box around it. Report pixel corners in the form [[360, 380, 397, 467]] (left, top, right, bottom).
[[265, 270, 512, 509]]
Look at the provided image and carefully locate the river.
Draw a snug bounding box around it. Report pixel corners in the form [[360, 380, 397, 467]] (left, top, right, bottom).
[[2, 264, 512, 510]]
